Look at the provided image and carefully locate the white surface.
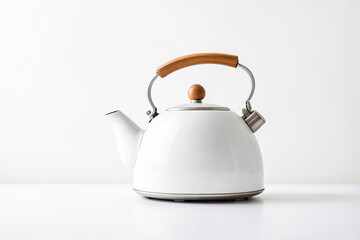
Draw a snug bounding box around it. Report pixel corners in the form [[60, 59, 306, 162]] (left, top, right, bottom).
[[133, 110, 263, 193], [0, 184, 359, 240], [1, 0, 360, 183]]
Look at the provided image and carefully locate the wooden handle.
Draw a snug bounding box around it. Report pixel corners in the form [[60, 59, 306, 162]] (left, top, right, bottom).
[[157, 53, 238, 78]]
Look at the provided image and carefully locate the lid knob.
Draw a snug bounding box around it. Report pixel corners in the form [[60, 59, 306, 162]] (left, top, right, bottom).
[[188, 84, 206, 102]]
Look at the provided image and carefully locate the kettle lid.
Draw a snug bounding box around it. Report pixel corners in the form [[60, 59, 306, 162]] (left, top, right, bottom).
[[167, 84, 230, 111], [167, 102, 229, 111]]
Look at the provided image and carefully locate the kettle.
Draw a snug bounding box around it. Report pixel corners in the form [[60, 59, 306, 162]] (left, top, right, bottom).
[[106, 53, 266, 201]]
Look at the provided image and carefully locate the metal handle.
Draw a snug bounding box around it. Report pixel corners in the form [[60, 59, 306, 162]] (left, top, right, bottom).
[[146, 62, 256, 121]]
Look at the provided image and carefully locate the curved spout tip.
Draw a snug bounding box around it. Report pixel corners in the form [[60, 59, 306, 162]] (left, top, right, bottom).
[[105, 110, 119, 116]]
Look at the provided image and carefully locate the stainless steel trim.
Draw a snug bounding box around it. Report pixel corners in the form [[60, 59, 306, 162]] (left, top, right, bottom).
[[146, 62, 258, 120], [134, 188, 264, 201], [167, 106, 230, 111]]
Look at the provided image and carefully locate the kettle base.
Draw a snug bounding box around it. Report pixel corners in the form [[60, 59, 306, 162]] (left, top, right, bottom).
[[134, 188, 264, 201]]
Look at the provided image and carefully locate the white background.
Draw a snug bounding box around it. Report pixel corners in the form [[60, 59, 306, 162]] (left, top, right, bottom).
[[0, 0, 359, 184]]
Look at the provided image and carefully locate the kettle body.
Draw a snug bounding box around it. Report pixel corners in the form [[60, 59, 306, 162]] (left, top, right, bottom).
[[106, 53, 266, 200], [134, 110, 264, 196]]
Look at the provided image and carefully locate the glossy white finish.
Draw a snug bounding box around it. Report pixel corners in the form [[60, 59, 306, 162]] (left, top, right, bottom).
[[1, 184, 359, 240], [134, 110, 263, 194], [106, 111, 143, 168]]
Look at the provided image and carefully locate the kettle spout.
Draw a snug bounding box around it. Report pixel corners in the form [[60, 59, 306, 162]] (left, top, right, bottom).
[[105, 110, 144, 169]]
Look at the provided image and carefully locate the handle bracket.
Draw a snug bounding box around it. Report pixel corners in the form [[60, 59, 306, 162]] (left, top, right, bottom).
[[146, 74, 160, 121]]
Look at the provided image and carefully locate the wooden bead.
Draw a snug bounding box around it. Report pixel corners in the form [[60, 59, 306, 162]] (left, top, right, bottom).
[[188, 84, 206, 100]]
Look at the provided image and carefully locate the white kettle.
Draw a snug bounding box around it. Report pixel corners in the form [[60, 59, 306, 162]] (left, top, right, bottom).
[[106, 53, 266, 201]]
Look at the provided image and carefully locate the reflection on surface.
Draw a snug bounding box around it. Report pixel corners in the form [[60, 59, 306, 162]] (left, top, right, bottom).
[[130, 195, 265, 239], [126, 185, 360, 239]]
